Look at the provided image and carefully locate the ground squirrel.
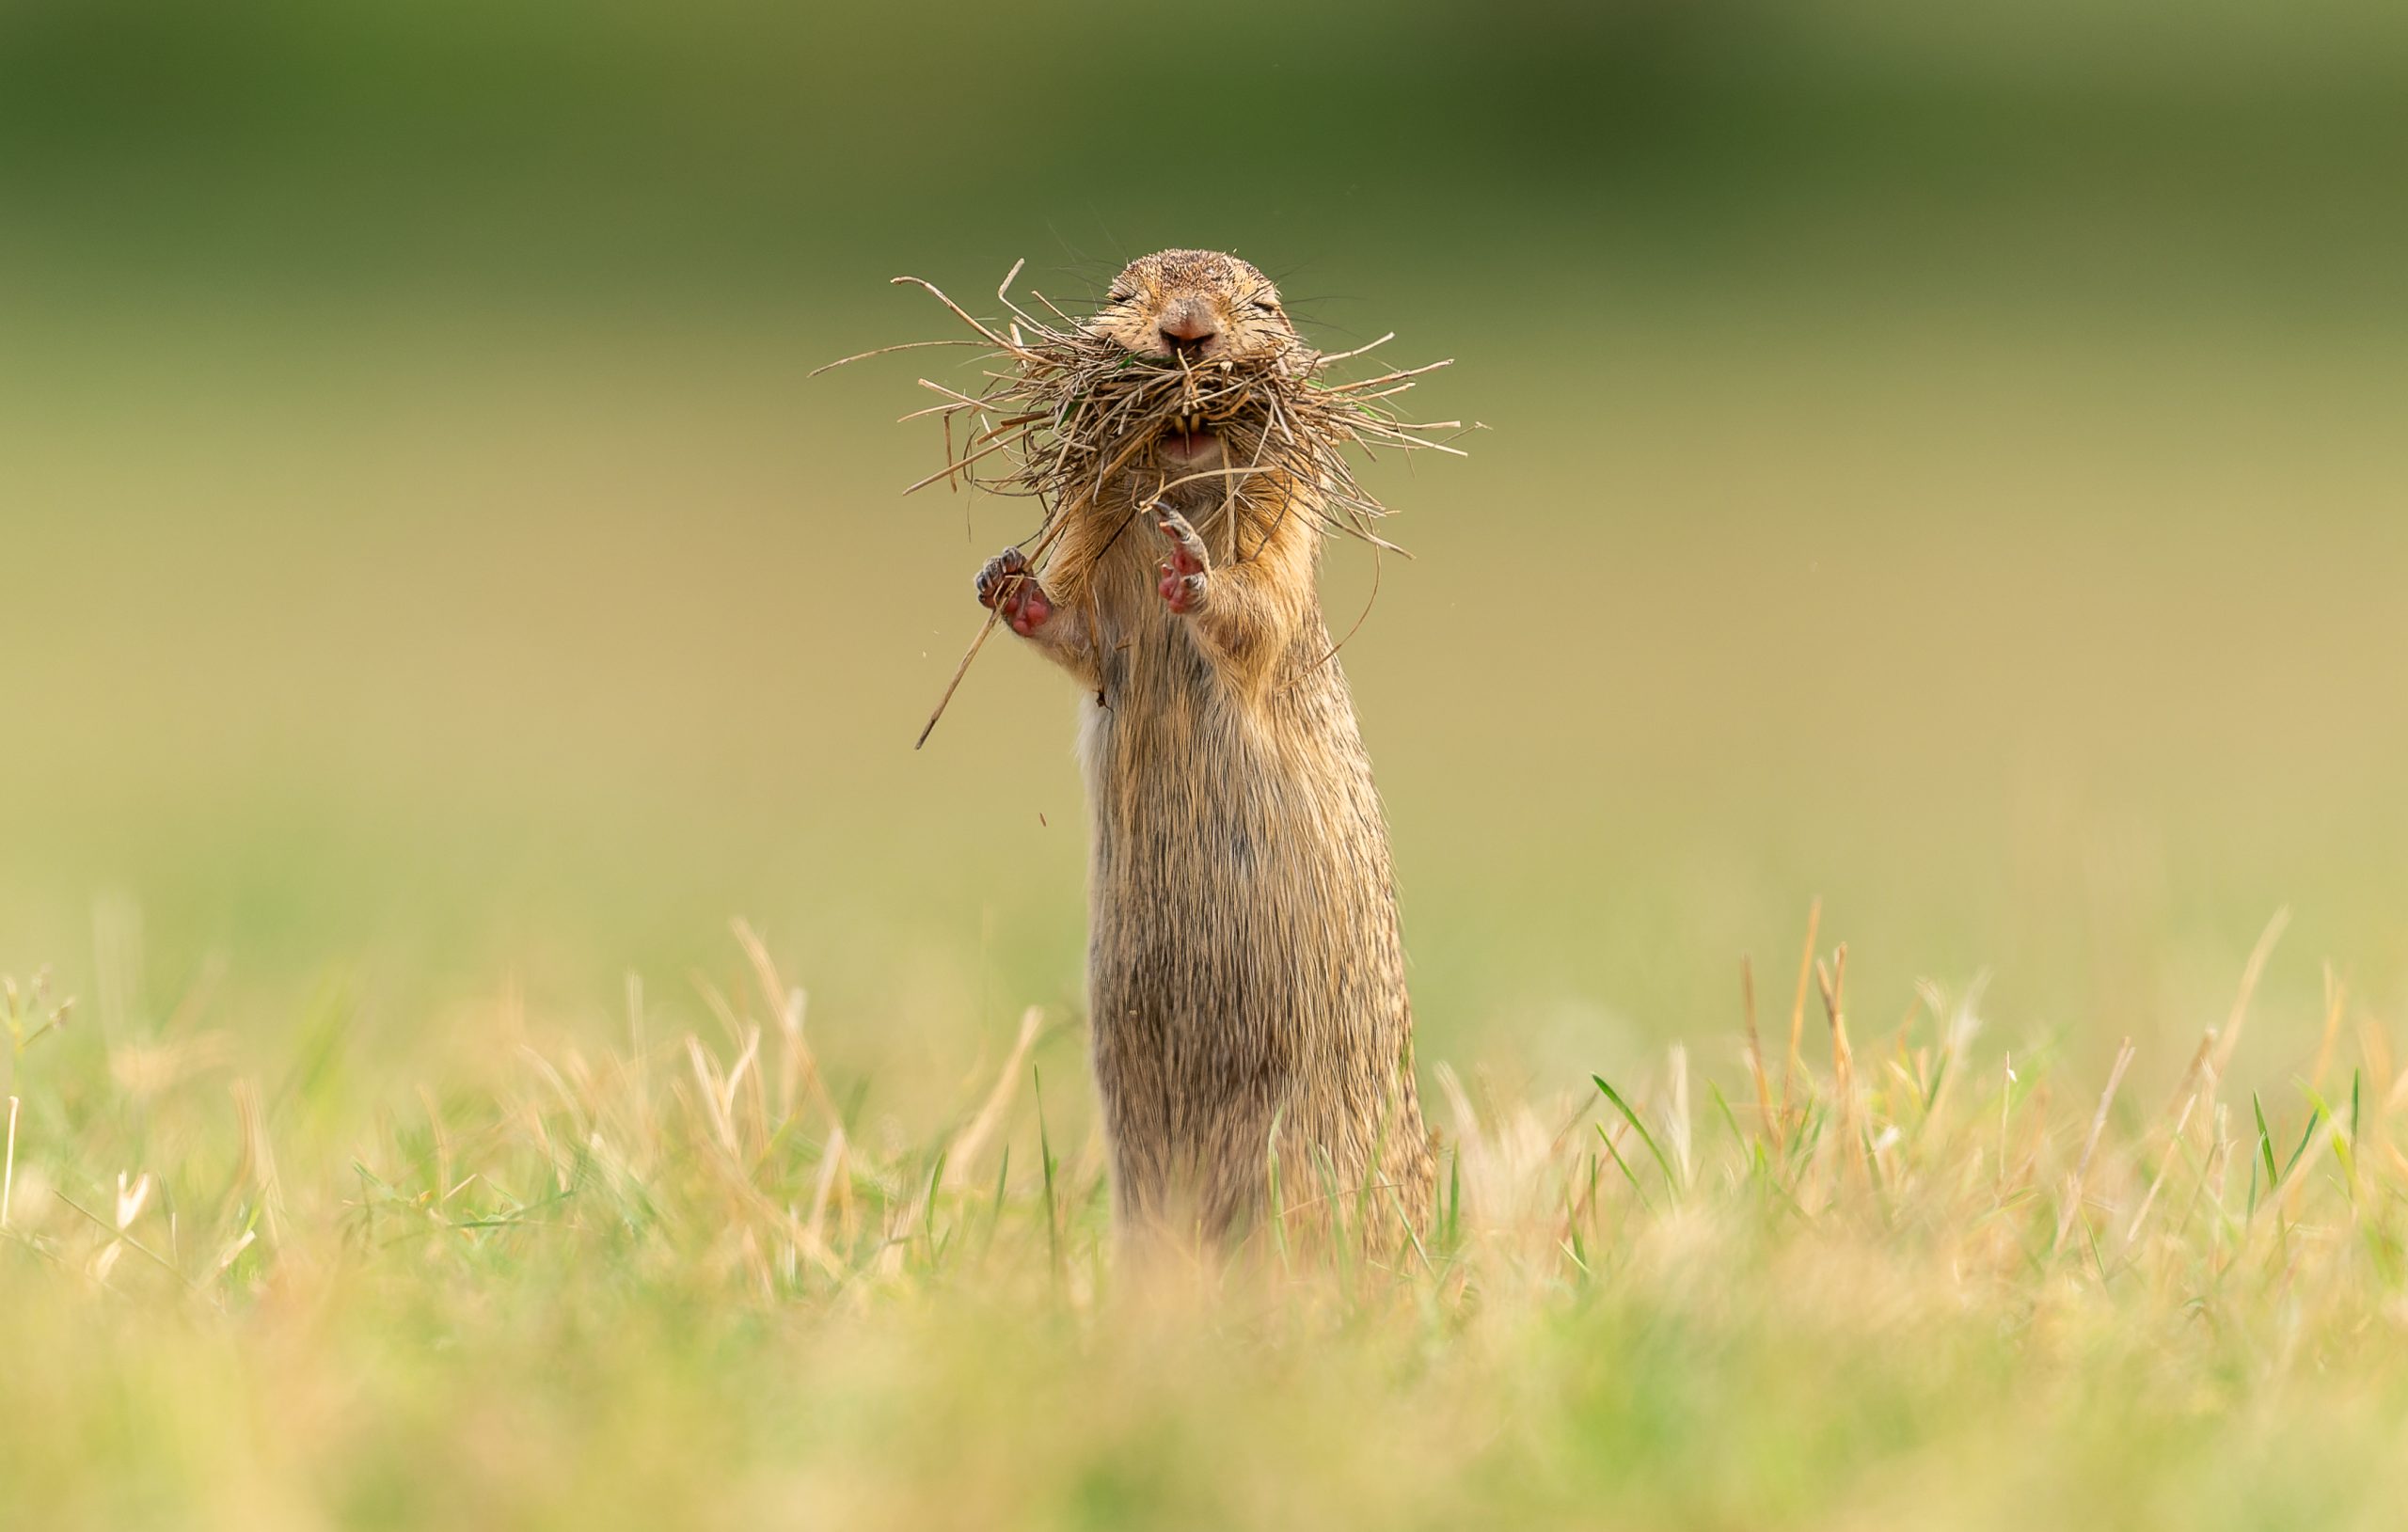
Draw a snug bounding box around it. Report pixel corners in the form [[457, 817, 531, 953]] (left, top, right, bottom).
[[973, 248, 1434, 1248]]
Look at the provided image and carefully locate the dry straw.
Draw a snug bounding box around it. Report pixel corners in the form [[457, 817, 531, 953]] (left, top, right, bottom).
[[817, 260, 1473, 744]]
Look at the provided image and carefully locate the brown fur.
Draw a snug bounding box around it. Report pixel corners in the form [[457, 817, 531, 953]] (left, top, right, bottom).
[[974, 249, 1434, 1249]]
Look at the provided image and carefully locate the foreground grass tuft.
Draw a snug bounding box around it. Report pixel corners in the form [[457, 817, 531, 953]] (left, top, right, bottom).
[[5, 920, 2407, 1530]]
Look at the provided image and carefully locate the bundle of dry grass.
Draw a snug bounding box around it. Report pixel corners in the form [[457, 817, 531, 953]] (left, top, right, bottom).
[[820, 259, 1472, 743], [825, 260, 1468, 548]]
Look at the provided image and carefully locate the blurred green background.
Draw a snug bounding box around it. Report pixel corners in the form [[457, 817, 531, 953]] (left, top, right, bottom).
[[5, 0, 2405, 1098]]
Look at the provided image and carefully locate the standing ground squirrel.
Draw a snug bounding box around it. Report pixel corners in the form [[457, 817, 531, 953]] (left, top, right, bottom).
[[973, 248, 1434, 1248]]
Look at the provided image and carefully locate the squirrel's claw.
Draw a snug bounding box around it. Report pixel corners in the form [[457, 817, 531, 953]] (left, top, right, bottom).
[[973, 545, 1026, 605], [1155, 511, 1210, 615], [976, 546, 1054, 636]]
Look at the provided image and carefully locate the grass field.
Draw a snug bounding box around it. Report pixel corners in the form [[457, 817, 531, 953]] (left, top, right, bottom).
[[8, 910, 2408, 1529], [8, 3, 2408, 1526]]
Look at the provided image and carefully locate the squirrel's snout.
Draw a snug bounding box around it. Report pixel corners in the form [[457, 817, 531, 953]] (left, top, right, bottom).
[[1156, 300, 1221, 356]]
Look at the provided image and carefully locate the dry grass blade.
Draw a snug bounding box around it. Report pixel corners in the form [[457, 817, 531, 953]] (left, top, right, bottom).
[[942, 1005, 1047, 1192], [2055, 1036, 2137, 1254], [1740, 956, 1777, 1144], [2209, 907, 2290, 1078], [1782, 898, 1823, 1122], [1816, 944, 1857, 1177], [808, 338, 983, 378]]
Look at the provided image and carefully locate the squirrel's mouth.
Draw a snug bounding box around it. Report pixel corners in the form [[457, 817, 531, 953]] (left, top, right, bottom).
[[1155, 416, 1224, 466]]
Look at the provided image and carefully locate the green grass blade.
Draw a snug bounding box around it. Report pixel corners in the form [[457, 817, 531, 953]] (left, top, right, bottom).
[[2252, 1092, 2279, 1190], [1594, 1120, 1654, 1212], [1593, 1074, 1679, 1200]]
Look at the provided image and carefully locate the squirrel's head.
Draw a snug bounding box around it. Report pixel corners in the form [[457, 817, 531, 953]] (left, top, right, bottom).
[[1087, 248, 1297, 477], [1091, 248, 1291, 363]]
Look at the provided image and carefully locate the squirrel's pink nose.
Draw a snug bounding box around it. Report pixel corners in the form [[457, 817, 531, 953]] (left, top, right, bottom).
[[1157, 302, 1220, 354]]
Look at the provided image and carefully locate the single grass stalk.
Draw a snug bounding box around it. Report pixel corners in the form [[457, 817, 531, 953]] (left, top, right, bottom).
[[1706, 1082, 1749, 1158], [2252, 1092, 2280, 1200], [943, 1005, 1046, 1192], [1593, 1075, 1680, 1202], [2, 1095, 16, 1233], [2124, 1095, 2197, 1248], [1595, 1121, 1654, 1212], [1781, 898, 1822, 1126], [1034, 1066, 1062, 1287], [1815, 944, 1855, 1186], [1310, 1145, 1355, 1292], [1740, 956, 1778, 1145], [2053, 1036, 2136, 1256], [1667, 1045, 1694, 1189], [2210, 907, 2292, 1081], [2312, 964, 2349, 1091], [1263, 1102, 1294, 1273], [1441, 1147, 1461, 1253]]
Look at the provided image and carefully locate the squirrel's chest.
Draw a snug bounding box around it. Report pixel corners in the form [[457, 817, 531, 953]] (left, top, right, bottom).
[[1076, 620, 1241, 783]]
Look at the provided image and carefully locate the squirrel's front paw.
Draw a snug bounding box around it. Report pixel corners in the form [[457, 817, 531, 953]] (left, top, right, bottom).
[[1155, 511, 1210, 615], [975, 546, 1054, 637]]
